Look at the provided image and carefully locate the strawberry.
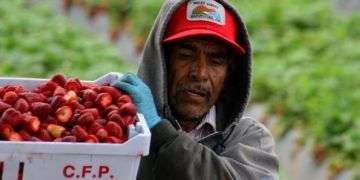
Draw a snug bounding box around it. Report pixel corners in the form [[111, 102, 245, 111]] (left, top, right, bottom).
[[95, 128, 108, 140], [81, 108, 100, 119], [50, 96, 66, 111], [122, 115, 136, 127], [77, 103, 86, 111], [19, 92, 46, 103], [119, 102, 137, 116], [0, 124, 13, 139], [107, 113, 123, 126], [4, 85, 26, 94], [117, 95, 133, 108], [104, 105, 119, 115], [95, 118, 107, 126], [34, 81, 58, 93], [8, 132, 23, 141], [104, 136, 121, 144], [3, 91, 19, 105], [77, 112, 95, 126], [47, 124, 66, 138], [64, 90, 78, 102], [56, 106, 73, 124], [0, 108, 23, 127], [39, 123, 49, 130], [19, 130, 32, 141], [89, 122, 103, 134], [71, 125, 88, 141], [53, 86, 66, 96], [50, 74, 67, 87], [41, 91, 54, 98], [117, 95, 132, 104], [25, 116, 41, 133], [120, 135, 128, 143], [38, 129, 52, 141], [64, 78, 82, 93], [85, 135, 99, 143], [43, 81, 58, 92], [117, 102, 125, 109], [81, 89, 97, 102], [66, 100, 85, 111], [0, 87, 4, 97], [31, 102, 51, 120], [31, 136, 42, 142], [83, 101, 94, 108], [61, 130, 71, 137], [82, 82, 100, 92], [100, 86, 122, 99], [0, 101, 11, 114], [67, 113, 80, 127], [95, 93, 113, 108], [44, 116, 57, 125], [105, 121, 123, 138], [73, 108, 83, 115], [21, 112, 31, 123], [62, 136, 77, 142], [14, 98, 29, 113], [107, 109, 120, 117], [54, 137, 62, 142]]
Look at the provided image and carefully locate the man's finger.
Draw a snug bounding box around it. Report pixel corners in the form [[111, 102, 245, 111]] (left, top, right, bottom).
[[120, 73, 140, 86], [112, 81, 136, 96]]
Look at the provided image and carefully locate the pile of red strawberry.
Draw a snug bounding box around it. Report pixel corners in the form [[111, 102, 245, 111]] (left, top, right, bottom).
[[0, 74, 137, 144]]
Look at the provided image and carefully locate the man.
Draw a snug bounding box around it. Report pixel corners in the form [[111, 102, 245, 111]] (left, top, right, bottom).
[[113, 0, 279, 179]]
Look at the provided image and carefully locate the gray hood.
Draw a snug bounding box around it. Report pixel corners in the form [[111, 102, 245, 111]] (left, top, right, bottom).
[[138, 0, 252, 131]]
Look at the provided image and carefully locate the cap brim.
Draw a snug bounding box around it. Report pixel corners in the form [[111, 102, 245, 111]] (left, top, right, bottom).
[[163, 29, 246, 55]]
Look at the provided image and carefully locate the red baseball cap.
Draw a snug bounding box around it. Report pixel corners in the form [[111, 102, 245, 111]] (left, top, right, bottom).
[[163, 0, 245, 55]]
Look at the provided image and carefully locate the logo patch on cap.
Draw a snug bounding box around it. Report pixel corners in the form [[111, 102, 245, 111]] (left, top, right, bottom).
[[187, 0, 225, 25]]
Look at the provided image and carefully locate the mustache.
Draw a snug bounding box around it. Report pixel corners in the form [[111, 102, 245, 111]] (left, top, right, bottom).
[[175, 82, 211, 99]]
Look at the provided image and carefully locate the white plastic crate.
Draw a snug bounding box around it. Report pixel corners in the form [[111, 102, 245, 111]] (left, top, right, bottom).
[[0, 73, 151, 180]]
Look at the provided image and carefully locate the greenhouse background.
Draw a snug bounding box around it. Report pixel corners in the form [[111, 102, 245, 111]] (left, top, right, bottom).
[[0, 0, 359, 179]]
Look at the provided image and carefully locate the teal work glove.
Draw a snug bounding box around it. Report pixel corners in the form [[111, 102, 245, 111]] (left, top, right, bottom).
[[111, 73, 161, 129]]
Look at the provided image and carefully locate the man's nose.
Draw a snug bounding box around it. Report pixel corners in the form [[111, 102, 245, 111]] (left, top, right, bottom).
[[189, 53, 209, 81]]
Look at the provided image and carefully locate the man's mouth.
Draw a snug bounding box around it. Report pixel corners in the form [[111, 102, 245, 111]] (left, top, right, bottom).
[[185, 89, 208, 98], [180, 88, 211, 104], [174, 83, 211, 102]]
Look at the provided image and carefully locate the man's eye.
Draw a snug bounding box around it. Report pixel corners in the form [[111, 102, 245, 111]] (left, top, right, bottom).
[[209, 57, 226, 65], [178, 51, 193, 58]]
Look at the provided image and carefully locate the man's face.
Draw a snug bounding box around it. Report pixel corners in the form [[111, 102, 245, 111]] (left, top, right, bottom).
[[167, 37, 233, 122]]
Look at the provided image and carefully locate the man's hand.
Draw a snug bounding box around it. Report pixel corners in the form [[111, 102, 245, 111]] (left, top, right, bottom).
[[111, 73, 161, 129]]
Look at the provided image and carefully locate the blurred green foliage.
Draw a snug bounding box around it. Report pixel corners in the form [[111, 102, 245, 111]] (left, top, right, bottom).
[[107, 0, 134, 27], [0, 0, 132, 80], [129, 0, 163, 44], [232, 0, 360, 169], [83, 0, 134, 27]]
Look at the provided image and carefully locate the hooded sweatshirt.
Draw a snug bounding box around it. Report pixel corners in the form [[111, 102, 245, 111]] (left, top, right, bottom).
[[136, 0, 279, 179]]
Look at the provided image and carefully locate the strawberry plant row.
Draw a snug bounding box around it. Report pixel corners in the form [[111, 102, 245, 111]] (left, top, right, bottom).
[[0, 0, 133, 79], [232, 0, 360, 175]]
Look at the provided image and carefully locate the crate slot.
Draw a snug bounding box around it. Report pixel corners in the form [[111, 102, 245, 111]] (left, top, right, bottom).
[[17, 162, 24, 180], [0, 161, 3, 180]]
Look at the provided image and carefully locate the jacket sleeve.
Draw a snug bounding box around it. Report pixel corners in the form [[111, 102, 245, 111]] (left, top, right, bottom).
[[149, 118, 279, 180]]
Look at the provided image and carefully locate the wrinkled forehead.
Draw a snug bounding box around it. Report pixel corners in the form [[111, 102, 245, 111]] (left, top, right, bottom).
[[166, 36, 233, 54]]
